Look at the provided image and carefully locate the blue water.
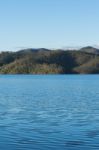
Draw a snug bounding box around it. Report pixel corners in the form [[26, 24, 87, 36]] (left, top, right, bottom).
[[0, 75, 99, 150]]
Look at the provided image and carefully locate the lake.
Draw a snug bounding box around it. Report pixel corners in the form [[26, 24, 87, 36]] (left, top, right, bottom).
[[0, 75, 99, 150]]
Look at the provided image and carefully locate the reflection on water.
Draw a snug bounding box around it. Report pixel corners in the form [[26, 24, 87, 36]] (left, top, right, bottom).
[[0, 75, 99, 149]]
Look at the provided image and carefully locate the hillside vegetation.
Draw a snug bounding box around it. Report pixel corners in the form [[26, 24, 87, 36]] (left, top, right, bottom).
[[0, 46, 99, 74]]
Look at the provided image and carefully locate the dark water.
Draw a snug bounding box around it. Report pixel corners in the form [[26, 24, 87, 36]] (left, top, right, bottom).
[[0, 75, 99, 150]]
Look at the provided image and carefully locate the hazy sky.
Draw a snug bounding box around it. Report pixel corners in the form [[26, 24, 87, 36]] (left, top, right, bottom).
[[0, 0, 99, 50]]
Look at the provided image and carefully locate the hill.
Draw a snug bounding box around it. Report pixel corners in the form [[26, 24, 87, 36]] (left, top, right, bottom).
[[0, 46, 99, 74], [80, 46, 99, 54]]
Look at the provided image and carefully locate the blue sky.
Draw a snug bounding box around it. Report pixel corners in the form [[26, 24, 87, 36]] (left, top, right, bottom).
[[0, 0, 99, 50]]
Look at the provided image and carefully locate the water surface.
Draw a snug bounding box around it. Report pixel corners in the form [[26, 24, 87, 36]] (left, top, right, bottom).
[[0, 75, 99, 150]]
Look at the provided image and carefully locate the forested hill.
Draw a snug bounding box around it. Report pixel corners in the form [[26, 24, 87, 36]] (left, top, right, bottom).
[[0, 46, 99, 74]]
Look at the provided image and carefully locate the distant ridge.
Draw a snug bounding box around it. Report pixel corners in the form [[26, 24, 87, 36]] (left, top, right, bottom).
[[18, 48, 50, 53], [0, 46, 99, 74]]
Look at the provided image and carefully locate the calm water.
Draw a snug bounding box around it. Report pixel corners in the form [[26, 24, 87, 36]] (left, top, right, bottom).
[[0, 75, 99, 150]]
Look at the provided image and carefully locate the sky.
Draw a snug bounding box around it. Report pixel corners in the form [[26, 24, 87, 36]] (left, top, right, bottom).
[[0, 0, 99, 51]]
